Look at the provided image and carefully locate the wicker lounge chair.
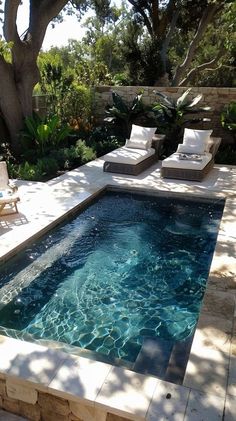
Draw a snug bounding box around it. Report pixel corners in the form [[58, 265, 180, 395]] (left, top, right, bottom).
[[161, 130, 221, 182], [103, 125, 163, 176], [0, 161, 20, 215]]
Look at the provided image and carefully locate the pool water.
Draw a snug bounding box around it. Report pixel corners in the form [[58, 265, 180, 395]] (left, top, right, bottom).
[[0, 190, 224, 364]]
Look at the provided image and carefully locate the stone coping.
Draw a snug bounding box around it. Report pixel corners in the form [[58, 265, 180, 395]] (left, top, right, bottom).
[[0, 159, 236, 420]]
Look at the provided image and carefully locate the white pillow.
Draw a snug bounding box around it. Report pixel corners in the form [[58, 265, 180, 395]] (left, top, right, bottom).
[[177, 143, 206, 155], [126, 125, 156, 150], [183, 128, 213, 151]]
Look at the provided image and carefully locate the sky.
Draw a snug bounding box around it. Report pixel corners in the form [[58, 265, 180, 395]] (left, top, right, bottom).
[[1, 1, 89, 50]]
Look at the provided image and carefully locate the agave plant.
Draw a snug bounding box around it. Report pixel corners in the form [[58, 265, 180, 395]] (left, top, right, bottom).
[[152, 88, 211, 156], [104, 91, 149, 138]]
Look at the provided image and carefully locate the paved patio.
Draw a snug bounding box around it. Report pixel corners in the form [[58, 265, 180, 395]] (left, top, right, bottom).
[[0, 157, 236, 420]]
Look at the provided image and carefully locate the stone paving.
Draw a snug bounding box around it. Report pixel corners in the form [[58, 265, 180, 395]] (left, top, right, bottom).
[[0, 157, 235, 420]]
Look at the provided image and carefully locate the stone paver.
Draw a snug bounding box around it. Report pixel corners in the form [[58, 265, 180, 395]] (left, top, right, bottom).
[[0, 409, 28, 420]]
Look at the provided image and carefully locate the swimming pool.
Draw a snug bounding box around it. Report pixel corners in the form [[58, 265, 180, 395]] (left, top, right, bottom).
[[0, 189, 224, 379]]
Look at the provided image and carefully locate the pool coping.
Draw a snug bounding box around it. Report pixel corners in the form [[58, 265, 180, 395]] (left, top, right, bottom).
[[0, 160, 236, 420]]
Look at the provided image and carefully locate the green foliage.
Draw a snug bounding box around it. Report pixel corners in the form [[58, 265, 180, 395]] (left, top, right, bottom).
[[20, 114, 71, 156], [0, 39, 13, 62], [221, 102, 236, 135], [88, 125, 124, 156], [10, 140, 96, 181], [75, 61, 112, 86], [151, 88, 211, 155], [104, 91, 150, 138], [37, 59, 93, 122], [12, 158, 59, 181], [215, 145, 236, 164], [220, 102, 236, 151]]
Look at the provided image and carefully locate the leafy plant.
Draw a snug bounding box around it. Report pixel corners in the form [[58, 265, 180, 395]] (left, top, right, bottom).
[[21, 114, 71, 156], [221, 101, 236, 147], [88, 125, 124, 156], [104, 91, 149, 138], [152, 88, 211, 156], [215, 144, 236, 165], [13, 159, 59, 181]]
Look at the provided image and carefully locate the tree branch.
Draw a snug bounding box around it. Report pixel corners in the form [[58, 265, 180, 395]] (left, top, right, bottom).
[[160, 9, 179, 72], [3, 0, 21, 44], [179, 47, 226, 86], [26, 0, 69, 52], [157, 0, 175, 38], [172, 3, 223, 86], [151, 0, 159, 36], [128, 0, 153, 36]]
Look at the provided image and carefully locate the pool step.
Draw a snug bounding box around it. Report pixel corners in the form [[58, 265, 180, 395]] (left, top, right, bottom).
[[133, 336, 193, 384], [165, 336, 193, 384], [133, 338, 173, 378]]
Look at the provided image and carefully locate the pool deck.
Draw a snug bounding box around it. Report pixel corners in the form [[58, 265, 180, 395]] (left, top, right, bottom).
[[0, 157, 236, 420]]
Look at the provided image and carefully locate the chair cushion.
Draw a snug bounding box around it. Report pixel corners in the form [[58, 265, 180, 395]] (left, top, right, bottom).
[[125, 125, 157, 149], [183, 128, 213, 152], [162, 152, 212, 170], [103, 146, 155, 165], [177, 142, 206, 155]]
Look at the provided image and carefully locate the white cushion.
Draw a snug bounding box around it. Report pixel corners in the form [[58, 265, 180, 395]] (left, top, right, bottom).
[[183, 128, 213, 151], [126, 125, 156, 150], [162, 152, 212, 170], [103, 146, 155, 165], [177, 143, 206, 155]]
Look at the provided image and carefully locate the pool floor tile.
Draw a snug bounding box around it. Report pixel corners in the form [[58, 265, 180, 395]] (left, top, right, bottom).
[[146, 381, 189, 421], [95, 366, 158, 420], [48, 354, 112, 405], [184, 389, 225, 420]]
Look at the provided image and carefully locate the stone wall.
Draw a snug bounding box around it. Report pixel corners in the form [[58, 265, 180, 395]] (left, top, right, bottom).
[[0, 378, 130, 421], [92, 86, 236, 143]]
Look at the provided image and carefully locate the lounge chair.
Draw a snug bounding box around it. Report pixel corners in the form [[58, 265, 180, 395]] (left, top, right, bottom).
[[0, 161, 20, 215], [161, 129, 221, 182], [103, 125, 163, 176]]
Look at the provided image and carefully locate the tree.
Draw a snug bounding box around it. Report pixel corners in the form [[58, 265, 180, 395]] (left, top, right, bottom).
[[122, 0, 235, 86], [0, 0, 76, 154]]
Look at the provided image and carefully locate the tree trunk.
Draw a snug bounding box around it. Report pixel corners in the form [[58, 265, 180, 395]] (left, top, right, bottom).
[[0, 58, 24, 154], [0, 0, 68, 155]]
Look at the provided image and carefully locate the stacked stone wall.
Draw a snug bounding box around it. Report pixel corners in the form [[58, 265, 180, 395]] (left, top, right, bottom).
[[0, 379, 130, 421], [92, 86, 236, 144]]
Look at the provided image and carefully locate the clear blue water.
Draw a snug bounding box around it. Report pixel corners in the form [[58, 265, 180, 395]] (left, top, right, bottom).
[[0, 190, 224, 363]]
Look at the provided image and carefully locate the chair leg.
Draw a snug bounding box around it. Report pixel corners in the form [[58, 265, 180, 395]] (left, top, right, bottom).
[[14, 201, 19, 213], [0, 203, 6, 215]]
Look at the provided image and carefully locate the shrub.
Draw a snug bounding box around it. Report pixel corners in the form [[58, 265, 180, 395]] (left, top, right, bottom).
[[215, 145, 236, 165], [221, 101, 236, 148], [88, 126, 125, 156], [20, 114, 71, 157], [38, 62, 93, 124], [15, 158, 59, 181], [104, 91, 150, 138]]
